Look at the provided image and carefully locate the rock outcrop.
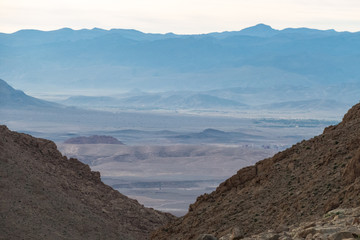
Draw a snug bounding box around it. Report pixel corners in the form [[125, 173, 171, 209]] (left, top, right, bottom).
[[152, 103, 360, 239], [220, 206, 360, 240], [0, 125, 175, 239]]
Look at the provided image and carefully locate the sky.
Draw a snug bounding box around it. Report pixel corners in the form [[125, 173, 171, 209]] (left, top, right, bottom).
[[1, 0, 360, 34]]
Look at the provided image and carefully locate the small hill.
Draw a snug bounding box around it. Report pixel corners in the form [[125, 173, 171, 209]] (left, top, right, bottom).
[[152, 103, 360, 239], [64, 135, 124, 144], [172, 128, 259, 144], [0, 125, 174, 239], [0, 79, 59, 109]]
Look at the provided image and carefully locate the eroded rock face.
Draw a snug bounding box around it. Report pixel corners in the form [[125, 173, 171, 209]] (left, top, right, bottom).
[[188, 206, 360, 240], [238, 207, 360, 240], [343, 151, 360, 184], [0, 125, 175, 240], [152, 103, 360, 240]]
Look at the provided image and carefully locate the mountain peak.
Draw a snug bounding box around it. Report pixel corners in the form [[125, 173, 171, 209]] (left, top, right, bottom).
[[239, 23, 278, 37], [252, 23, 273, 29]]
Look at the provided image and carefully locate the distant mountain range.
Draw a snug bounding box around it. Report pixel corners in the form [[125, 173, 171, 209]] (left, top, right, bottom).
[[1, 23, 359, 117], [0, 24, 359, 109], [2, 75, 347, 115], [61, 92, 246, 110], [0, 75, 351, 122]]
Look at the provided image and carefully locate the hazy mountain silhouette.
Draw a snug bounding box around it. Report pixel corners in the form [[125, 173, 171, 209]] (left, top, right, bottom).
[[61, 92, 246, 110], [0, 79, 59, 109], [1, 25, 359, 110]]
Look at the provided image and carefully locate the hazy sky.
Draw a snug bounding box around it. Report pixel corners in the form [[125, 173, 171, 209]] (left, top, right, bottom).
[[1, 0, 360, 34]]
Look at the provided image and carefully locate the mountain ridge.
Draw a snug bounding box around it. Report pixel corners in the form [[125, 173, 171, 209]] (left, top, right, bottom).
[[0, 125, 175, 239], [0, 78, 60, 109], [3, 23, 355, 41]]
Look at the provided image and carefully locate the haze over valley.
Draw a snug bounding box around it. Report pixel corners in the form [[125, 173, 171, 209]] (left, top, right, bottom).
[[0, 76, 341, 216]]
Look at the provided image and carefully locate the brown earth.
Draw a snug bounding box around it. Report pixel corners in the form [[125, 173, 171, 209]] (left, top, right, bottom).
[[152, 103, 360, 239], [220, 206, 360, 240], [0, 125, 175, 240]]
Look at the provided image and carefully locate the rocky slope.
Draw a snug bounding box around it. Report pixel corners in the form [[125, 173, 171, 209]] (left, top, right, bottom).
[[196, 206, 360, 240], [152, 103, 360, 239], [0, 125, 174, 240], [237, 206, 360, 240]]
